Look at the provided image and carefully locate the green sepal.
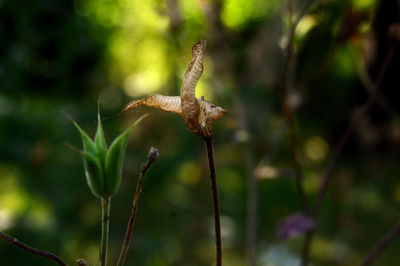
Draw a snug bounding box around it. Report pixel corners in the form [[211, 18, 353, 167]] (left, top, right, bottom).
[[104, 115, 147, 197], [71, 120, 97, 155], [71, 119, 104, 197], [95, 110, 108, 166], [82, 152, 104, 198]]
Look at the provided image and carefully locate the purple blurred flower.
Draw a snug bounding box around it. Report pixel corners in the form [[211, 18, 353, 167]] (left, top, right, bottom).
[[278, 213, 316, 239]]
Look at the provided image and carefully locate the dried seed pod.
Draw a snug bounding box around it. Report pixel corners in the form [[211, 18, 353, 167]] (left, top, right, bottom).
[[119, 40, 227, 138], [198, 97, 227, 137], [181, 40, 207, 135]]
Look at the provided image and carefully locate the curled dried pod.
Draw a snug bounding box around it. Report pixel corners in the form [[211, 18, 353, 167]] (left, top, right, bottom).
[[119, 40, 227, 138]]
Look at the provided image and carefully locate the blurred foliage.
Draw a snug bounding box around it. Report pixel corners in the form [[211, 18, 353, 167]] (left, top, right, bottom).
[[0, 0, 400, 265]]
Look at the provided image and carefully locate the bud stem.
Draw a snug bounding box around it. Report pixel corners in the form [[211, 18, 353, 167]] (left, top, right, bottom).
[[100, 197, 111, 266]]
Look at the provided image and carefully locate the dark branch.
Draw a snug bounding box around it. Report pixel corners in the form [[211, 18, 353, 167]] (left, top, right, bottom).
[[0, 231, 67, 266]]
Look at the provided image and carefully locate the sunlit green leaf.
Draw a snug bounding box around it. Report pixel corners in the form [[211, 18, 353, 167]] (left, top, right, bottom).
[[82, 152, 104, 198]]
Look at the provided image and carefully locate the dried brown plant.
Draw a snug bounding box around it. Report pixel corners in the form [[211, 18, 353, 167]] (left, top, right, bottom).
[[119, 40, 227, 138]]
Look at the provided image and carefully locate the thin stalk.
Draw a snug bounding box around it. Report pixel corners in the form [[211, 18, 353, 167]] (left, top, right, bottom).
[[361, 222, 400, 266], [100, 197, 110, 266], [0, 231, 67, 266], [117, 147, 159, 266], [204, 136, 222, 266], [281, 0, 319, 214], [282, 99, 307, 211], [279, 0, 317, 210]]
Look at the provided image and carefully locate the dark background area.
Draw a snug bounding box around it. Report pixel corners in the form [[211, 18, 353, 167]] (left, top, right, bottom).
[[1, 0, 400, 265]]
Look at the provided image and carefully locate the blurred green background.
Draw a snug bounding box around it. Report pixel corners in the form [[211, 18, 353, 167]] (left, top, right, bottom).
[[1, 0, 400, 265]]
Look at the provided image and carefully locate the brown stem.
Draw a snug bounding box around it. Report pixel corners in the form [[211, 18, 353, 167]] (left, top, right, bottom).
[[117, 147, 159, 266], [201, 2, 259, 263], [361, 222, 400, 266], [0, 231, 67, 266], [301, 45, 396, 266], [204, 136, 222, 266]]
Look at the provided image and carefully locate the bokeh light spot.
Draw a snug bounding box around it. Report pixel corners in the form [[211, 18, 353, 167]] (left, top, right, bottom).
[[27, 200, 54, 230], [353, 0, 375, 9], [304, 136, 329, 162], [312, 237, 351, 262], [0, 209, 13, 231], [254, 165, 279, 180], [0, 166, 29, 230], [296, 15, 317, 39], [221, 0, 278, 30], [333, 47, 356, 79], [392, 183, 400, 205], [178, 161, 202, 185], [303, 172, 319, 194]]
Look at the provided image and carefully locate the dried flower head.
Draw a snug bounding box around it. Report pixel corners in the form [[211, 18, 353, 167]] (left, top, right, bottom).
[[119, 40, 227, 138]]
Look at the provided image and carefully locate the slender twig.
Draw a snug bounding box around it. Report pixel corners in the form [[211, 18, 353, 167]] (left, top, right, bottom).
[[204, 136, 222, 266], [352, 47, 396, 116], [301, 45, 396, 266], [280, 0, 319, 210], [0, 231, 67, 266], [117, 147, 159, 266], [281, 2, 330, 266], [281, 0, 308, 212], [100, 197, 110, 266], [361, 222, 400, 266], [281, 1, 316, 263], [282, 99, 307, 211]]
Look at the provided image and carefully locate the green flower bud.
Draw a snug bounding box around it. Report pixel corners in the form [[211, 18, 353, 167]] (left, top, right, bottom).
[[71, 111, 146, 198]]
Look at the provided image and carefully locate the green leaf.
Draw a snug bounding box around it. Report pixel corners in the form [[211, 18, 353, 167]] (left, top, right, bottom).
[[95, 109, 108, 166], [104, 115, 147, 197], [82, 152, 104, 197]]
